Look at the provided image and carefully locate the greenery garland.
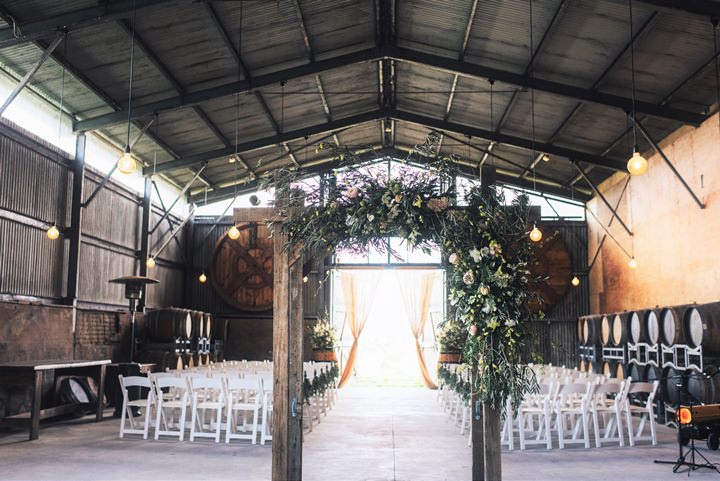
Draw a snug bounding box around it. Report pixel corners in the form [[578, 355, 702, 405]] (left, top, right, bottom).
[[437, 363, 471, 403], [264, 132, 539, 413], [303, 363, 340, 402]]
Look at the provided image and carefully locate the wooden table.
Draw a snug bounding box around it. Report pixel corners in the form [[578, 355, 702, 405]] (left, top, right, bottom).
[[0, 359, 109, 440]]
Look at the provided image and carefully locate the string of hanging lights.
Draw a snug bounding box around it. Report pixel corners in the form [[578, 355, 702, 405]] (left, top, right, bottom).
[[117, 0, 138, 175], [626, 0, 648, 176]]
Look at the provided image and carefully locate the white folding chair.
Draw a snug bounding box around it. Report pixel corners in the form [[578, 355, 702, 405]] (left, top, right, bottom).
[[188, 376, 225, 442], [591, 380, 627, 447], [260, 378, 274, 445], [118, 375, 155, 439], [624, 381, 659, 446], [154, 376, 190, 441], [225, 376, 262, 444], [518, 382, 555, 450], [555, 382, 593, 449]]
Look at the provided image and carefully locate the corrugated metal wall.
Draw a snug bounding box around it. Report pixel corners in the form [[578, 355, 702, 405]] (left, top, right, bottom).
[[0, 118, 184, 308]]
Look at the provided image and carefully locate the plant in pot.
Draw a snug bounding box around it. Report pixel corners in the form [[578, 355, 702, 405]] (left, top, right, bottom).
[[437, 321, 466, 363], [311, 317, 338, 362]]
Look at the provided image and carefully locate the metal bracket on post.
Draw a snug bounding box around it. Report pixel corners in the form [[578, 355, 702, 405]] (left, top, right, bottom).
[[629, 113, 705, 209], [572, 161, 633, 236]]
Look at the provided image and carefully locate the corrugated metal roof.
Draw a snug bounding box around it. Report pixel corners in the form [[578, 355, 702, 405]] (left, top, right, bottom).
[[0, 0, 716, 202]]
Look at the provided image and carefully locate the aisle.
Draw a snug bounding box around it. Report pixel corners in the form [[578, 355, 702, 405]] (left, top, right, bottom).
[[303, 386, 471, 481]]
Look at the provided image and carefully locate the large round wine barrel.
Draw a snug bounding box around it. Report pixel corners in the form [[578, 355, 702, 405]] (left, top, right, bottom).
[[577, 317, 584, 344], [145, 308, 192, 342], [629, 309, 658, 344], [615, 362, 627, 379], [204, 314, 212, 341], [600, 314, 614, 347], [644, 364, 662, 384], [645, 310, 660, 344], [612, 312, 632, 346], [587, 359, 601, 374], [582, 315, 602, 346], [211, 222, 274, 311], [189, 310, 205, 338], [660, 305, 693, 345], [683, 302, 720, 353], [578, 358, 587, 372], [687, 366, 720, 404], [661, 366, 683, 405], [627, 362, 643, 382], [527, 232, 572, 313]]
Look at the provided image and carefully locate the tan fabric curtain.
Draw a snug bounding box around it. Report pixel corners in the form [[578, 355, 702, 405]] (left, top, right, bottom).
[[397, 271, 438, 389], [338, 271, 379, 388]]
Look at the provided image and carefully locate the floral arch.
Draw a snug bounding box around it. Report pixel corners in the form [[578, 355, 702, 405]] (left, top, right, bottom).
[[265, 133, 540, 412]]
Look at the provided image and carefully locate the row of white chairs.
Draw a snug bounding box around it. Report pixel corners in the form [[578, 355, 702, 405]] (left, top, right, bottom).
[[118, 361, 337, 444], [437, 364, 659, 450]]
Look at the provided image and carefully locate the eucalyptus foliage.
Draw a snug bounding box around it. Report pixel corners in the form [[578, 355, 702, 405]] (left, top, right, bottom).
[[263, 133, 539, 413]]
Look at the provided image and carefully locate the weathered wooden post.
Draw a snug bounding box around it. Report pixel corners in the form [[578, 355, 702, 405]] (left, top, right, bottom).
[[233, 206, 304, 481]]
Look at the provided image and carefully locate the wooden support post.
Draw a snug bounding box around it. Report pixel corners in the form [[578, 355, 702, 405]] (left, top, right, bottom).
[[471, 368, 485, 481], [138, 176, 151, 311], [483, 403, 502, 480], [271, 211, 304, 481], [65, 133, 86, 306]]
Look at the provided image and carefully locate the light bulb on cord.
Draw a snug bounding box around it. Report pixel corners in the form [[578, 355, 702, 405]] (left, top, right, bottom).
[[47, 224, 60, 240], [628, 257, 638, 269], [302, 276, 309, 284], [542, 154, 550, 162], [146, 256, 156, 268], [529, 224, 542, 242], [627, 148, 648, 176], [199, 272, 207, 283], [117, 146, 136, 175], [228, 155, 236, 164], [227, 225, 241, 240], [571, 276, 580, 287]]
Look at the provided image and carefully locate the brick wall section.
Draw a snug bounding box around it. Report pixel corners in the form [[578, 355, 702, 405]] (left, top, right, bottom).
[[588, 113, 720, 313]]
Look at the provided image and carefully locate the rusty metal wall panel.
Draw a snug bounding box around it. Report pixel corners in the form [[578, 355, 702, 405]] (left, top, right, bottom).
[[0, 218, 66, 298], [77, 242, 136, 305], [81, 176, 141, 249]]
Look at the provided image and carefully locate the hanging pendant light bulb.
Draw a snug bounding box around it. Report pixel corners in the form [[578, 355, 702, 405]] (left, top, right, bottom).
[[117, 146, 136, 175], [627, 148, 648, 176], [199, 272, 207, 283], [628, 257, 638, 269], [227, 225, 241, 240], [529, 224, 542, 242], [47, 224, 60, 240], [571, 275, 580, 287], [146, 256, 156, 268]]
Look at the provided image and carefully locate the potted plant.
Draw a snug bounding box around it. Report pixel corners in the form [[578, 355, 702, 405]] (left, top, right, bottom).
[[311, 317, 338, 362], [437, 321, 466, 363]]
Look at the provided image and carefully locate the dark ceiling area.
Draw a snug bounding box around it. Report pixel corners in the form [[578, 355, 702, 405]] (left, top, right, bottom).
[[0, 0, 718, 204]]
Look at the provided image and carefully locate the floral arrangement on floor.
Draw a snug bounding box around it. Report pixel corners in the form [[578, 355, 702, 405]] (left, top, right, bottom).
[[262, 132, 539, 414], [436, 321, 467, 352], [310, 317, 338, 351]]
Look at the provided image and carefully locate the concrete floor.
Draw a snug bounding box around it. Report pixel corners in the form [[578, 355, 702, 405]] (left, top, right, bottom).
[[1, 386, 719, 480]]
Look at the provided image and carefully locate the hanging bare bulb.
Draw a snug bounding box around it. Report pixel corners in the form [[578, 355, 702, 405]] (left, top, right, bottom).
[[227, 225, 241, 240], [228, 154, 237, 164], [529, 224, 542, 242], [146, 256, 156, 268], [384, 119, 392, 133], [628, 257, 638, 269], [627, 149, 648, 176], [302, 276, 309, 284], [542, 154, 550, 162], [47, 224, 60, 240], [199, 272, 207, 283], [571, 276, 580, 287], [117, 146, 136, 175]]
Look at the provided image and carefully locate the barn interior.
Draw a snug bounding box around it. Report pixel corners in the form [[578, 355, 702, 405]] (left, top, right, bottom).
[[1, 1, 720, 480]]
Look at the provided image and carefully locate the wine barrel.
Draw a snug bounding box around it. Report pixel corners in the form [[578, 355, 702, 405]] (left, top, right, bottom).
[[189, 310, 205, 338], [661, 366, 682, 405], [612, 312, 632, 346], [600, 314, 614, 347], [578, 358, 586, 372], [645, 310, 660, 345], [687, 366, 720, 404], [210, 222, 274, 311], [660, 305, 694, 345], [683, 302, 720, 353], [145, 308, 191, 342], [615, 362, 627, 379], [577, 317, 584, 344], [602, 360, 616, 377], [627, 362, 643, 382], [587, 359, 601, 374], [629, 309, 658, 344], [582, 315, 602, 346], [212, 318, 229, 342], [204, 314, 212, 340], [644, 364, 662, 384]]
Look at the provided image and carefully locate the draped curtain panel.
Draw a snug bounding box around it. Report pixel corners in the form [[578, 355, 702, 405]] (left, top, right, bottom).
[[338, 271, 379, 388], [397, 271, 438, 389]]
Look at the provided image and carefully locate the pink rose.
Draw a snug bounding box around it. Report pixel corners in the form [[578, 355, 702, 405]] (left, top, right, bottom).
[[346, 187, 360, 199], [448, 253, 459, 265], [468, 325, 478, 336]]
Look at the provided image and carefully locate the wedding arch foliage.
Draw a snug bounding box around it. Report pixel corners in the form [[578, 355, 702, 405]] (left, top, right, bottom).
[[263, 132, 539, 412]]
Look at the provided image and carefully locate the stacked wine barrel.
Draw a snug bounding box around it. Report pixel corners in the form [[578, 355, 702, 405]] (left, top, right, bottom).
[[139, 308, 225, 371], [578, 301, 720, 408]]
